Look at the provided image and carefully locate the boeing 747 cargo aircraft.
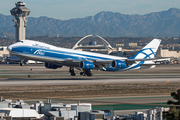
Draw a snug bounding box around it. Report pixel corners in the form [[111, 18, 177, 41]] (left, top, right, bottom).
[[7, 39, 161, 76]]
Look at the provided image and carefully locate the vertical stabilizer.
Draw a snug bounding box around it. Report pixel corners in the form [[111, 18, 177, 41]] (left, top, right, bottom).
[[130, 39, 161, 59]]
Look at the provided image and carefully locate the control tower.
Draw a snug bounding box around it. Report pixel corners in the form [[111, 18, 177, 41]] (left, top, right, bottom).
[[10, 1, 30, 41]]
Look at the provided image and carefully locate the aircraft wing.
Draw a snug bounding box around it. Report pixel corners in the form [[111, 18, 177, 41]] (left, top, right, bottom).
[[126, 57, 170, 65], [126, 58, 155, 62], [125, 58, 155, 65], [94, 58, 156, 66]]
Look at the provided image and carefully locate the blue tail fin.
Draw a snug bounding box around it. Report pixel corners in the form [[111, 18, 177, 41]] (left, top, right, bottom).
[[130, 39, 161, 59]]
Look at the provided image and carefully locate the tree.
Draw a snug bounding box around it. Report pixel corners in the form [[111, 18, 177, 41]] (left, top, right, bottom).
[[164, 89, 180, 120]]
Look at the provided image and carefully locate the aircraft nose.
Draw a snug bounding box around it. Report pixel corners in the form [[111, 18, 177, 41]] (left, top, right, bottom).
[[7, 45, 12, 51]]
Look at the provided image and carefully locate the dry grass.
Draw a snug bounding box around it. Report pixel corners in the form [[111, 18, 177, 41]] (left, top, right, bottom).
[[0, 83, 179, 100]]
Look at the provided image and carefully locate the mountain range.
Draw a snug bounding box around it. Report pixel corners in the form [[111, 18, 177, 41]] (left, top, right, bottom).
[[1, 8, 180, 38]]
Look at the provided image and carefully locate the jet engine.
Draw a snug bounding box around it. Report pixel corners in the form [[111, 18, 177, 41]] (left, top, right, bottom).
[[45, 63, 62, 69], [112, 60, 127, 69], [79, 61, 94, 70]]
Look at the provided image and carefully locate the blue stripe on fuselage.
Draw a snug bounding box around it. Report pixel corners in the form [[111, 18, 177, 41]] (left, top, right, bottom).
[[12, 46, 114, 61]]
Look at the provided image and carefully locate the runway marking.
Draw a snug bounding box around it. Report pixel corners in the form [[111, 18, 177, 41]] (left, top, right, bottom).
[[166, 81, 170, 83], [34, 83, 42, 86], [103, 82, 108, 84]]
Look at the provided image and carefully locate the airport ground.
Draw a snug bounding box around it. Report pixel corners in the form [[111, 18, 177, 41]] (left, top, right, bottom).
[[0, 64, 179, 114]]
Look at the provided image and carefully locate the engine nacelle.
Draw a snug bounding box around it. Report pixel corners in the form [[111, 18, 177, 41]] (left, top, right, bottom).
[[79, 61, 94, 70], [45, 63, 62, 69], [112, 60, 127, 69]]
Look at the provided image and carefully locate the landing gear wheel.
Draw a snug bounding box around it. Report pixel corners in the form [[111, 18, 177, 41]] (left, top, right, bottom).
[[83, 69, 93, 76], [87, 72, 92, 76], [80, 72, 84, 75], [69, 67, 76, 76], [71, 73, 76, 76]]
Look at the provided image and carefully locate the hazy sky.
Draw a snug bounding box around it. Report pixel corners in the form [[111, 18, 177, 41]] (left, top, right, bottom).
[[1, 0, 180, 20]]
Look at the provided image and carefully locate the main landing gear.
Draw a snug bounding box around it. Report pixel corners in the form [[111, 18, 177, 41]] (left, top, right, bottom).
[[80, 69, 93, 76], [69, 67, 76, 76], [69, 67, 92, 77]]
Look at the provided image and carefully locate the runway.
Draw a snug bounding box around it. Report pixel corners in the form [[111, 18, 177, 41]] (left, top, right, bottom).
[[0, 64, 179, 86], [0, 77, 179, 86]]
